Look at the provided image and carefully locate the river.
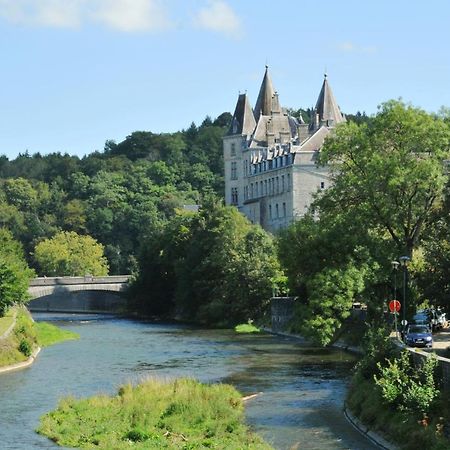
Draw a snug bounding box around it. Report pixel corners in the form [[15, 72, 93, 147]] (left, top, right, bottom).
[[0, 313, 379, 449]]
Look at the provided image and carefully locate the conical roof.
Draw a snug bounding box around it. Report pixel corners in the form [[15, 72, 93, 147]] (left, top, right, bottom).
[[227, 93, 256, 136], [254, 66, 275, 121], [314, 74, 345, 126]]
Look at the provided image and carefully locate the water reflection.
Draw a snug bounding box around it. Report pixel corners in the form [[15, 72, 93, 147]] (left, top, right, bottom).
[[0, 314, 378, 450]]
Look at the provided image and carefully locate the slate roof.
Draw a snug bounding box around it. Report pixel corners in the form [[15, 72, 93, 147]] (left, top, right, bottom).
[[253, 66, 275, 122], [227, 93, 256, 136], [313, 74, 345, 127]]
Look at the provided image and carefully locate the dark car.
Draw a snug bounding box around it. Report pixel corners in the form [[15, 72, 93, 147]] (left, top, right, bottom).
[[404, 325, 433, 348]]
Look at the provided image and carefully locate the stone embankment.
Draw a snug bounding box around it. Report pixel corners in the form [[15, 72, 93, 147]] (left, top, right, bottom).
[[0, 346, 41, 374]]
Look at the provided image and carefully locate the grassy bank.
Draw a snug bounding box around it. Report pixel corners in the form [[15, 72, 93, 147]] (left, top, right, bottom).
[[35, 322, 79, 347], [37, 378, 272, 449], [235, 323, 260, 333], [0, 307, 38, 366], [0, 307, 79, 368], [347, 374, 450, 450]]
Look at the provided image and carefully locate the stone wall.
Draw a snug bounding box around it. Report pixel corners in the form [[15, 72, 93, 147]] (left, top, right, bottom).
[[271, 297, 296, 332]]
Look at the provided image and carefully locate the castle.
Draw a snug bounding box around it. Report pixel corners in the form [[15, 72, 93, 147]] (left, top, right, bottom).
[[223, 67, 345, 232]]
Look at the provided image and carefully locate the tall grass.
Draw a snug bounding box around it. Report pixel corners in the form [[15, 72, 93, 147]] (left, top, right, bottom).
[[38, 378, 273, 449]]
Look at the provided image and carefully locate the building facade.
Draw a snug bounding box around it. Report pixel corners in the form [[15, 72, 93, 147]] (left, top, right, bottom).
[[223, 67, 345, 233]]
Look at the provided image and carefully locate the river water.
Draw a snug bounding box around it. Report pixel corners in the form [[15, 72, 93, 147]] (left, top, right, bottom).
[[0, 314, 379, 450]]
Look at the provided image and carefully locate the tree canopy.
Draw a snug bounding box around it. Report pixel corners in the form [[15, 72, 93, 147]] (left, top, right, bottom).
[[34, 231, 109, 277]]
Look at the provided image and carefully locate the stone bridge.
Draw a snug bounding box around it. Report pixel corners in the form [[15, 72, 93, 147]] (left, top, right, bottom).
[[28, 275, 131, 314]]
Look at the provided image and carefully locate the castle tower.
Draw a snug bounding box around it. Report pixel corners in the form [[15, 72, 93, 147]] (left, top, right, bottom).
[[223, 93, 256, 208], [253, 66, 275, 122], [309, 74, 345, 132]]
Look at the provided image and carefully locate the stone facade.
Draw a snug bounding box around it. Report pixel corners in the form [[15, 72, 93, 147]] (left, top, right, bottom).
[[224, 67, 345, 233]]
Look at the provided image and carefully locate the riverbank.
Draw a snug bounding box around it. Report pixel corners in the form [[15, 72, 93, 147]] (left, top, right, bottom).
[[0, 306, 79, 373], [262, 326, 403, 450]]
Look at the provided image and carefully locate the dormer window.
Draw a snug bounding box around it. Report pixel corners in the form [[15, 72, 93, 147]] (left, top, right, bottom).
[[231, 143, 236, 156]]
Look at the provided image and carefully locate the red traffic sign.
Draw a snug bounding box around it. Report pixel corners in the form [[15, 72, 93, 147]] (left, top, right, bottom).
[[389, 300, 401, 313]]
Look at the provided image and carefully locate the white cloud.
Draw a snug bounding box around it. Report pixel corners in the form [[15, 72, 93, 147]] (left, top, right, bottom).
[[92, 0, 172, 32], [193, 0, 242, 38], [337, 41, 377, 54], [0, 0, 172, 32]]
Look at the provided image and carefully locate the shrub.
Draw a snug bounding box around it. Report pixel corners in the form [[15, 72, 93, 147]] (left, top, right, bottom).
[[19, 338, 32, 357]]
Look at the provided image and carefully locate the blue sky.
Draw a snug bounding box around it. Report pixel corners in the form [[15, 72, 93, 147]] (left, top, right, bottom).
[[0, 0, 449, 159]]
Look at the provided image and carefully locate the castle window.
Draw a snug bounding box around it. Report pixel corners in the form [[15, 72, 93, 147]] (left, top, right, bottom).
[[244, 186, 248, 200], [276, 204, 279, 218], [287, 173, 291, 191], [231, 162, 237, 180], [264, 180, 267, 195], [268, 160, 273, 170], [280, 157, 283, 167], [283, 202, 286, 217], [231, 143, 236, 156], [281, 175, 285, 192], [260, 181, 263, 196], [256, 183, 259, 197], [276, 177, 279, 193], [269, 204, 272, 219], [231, 188, 238, 205], [244, 160, 248, 176], [250, 183, 254, 198]]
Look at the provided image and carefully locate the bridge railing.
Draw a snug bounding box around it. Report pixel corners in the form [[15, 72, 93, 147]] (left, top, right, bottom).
[[29, 275, 131, 286]]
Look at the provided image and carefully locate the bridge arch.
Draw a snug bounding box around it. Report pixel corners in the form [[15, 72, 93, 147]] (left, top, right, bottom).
[[28, 276, 130, 314]]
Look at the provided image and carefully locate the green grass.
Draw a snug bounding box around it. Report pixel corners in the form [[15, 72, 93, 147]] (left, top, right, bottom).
[[35, 322, 79, 347], [37, 378, 273, 449], [0, 308, 79, 368], [347, 374, 450, 450], [235, 323, 261, 333], [0, 308, 15, 336], [0, 307, 36, 367]]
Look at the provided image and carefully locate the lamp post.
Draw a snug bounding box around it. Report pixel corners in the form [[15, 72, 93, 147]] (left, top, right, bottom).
[[399, 256, 411, 334], [391, 260, 399, 338]]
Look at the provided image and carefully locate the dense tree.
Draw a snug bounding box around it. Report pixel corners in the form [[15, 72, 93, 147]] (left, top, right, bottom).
[[278, 101, 450, 345], [34, 231, 108, 276], [132, 202, 283, 324], [0, 228, 34, 315], [318, 100, 450, 256]]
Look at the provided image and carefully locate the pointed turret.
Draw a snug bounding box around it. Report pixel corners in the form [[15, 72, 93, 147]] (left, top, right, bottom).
[[311, 74, 345, 129], [254, 66, 276, 121], [227, 93, 256, 136]]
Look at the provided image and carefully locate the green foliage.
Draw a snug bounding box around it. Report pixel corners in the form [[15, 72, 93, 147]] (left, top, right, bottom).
[[35, 322, 79, 347], [0, 228, 34, 315], [319, 100, 450, 255], [37, 378, 272, 449], [0, 307, 37, 367], [234, 322, 260, 333], [133, 202, 283, 325], [18, 338, 32, 357], [347, 375, 450, 450], [374, 351, 440, 414], [34, 231, 109, 276]]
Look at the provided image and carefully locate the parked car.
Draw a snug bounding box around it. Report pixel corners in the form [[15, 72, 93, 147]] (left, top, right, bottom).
[[404, 324, 433, 348], [411, 310, 432, 328]]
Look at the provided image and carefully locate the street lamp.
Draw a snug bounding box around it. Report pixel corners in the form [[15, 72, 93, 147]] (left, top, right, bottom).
[[399, 256, 411, 333], [391, 260, 400, 338]]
